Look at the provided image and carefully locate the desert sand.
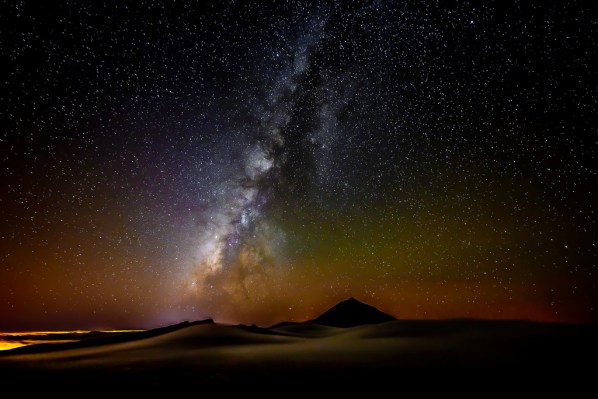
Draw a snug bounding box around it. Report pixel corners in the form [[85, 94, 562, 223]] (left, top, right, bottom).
[[1, 300, 596, 391]]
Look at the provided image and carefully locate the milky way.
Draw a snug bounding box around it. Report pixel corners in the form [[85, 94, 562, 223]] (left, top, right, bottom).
[[1, 1, 596, 329], [178, 10, 330, 317]]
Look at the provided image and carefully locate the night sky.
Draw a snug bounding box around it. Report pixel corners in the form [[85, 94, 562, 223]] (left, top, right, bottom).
[[1, 0, 596, 330]]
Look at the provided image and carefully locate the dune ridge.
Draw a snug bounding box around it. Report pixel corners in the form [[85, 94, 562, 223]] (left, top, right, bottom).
[[0, 298, 595, 388]]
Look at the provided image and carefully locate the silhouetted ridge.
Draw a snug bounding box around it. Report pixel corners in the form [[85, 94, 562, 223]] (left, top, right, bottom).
[[310, 297, 396, 328]]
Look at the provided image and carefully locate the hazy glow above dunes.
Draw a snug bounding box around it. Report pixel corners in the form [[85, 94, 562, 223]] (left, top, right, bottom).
[[0, 2, 595, 330]]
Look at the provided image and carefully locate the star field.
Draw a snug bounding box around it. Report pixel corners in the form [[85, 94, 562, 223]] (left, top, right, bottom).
[[0, 0, 596, 330]]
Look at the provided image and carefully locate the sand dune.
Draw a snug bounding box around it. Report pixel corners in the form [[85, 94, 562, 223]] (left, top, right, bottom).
[[1, 300, 596, 390], [1, 318, 596, 390]]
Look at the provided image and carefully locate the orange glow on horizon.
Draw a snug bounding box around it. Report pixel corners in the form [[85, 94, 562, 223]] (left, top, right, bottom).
[[0, 330, 144, 351]]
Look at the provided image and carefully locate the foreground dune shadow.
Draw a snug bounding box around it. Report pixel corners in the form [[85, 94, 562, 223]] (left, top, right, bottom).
[[1, 299, 596, 390]]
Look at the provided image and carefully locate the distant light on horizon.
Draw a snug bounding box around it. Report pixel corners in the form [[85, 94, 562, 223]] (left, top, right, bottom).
[[0, 330, 144, 351]]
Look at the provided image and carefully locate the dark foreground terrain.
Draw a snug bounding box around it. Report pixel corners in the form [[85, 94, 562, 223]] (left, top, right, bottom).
[[1, 300, 596, 391]]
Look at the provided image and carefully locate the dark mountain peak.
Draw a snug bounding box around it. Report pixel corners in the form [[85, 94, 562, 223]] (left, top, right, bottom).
[[311, 297, 396, 328], [345, 297, 360, 304]]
